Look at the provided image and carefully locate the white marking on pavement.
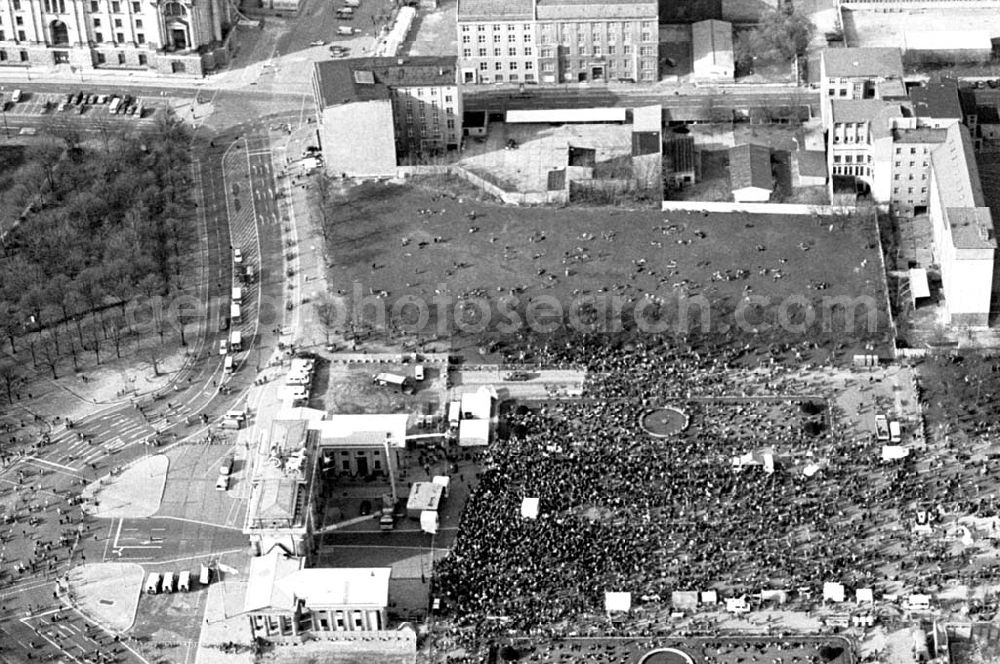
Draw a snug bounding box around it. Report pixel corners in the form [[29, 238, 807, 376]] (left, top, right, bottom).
[[148, 516, 243, 531]]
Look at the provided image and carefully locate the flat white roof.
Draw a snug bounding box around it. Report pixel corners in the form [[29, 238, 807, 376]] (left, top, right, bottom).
[[909, 268, 930, 301], [407, 482, 444, 511], [311, 413, 409, 448], [506, 108, 627, 124], [459, 418, 491, 447], [280, 568, 391, 608], [460, 389, 493, 420]]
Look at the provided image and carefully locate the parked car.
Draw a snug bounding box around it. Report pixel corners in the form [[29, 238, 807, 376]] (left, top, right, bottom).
[[233, 248, 243, 264], [11, 89, 22, 103], [310, 40, 326, 46], [215, 474, 229, 491], [504, 371, 532, 381], [359, 500, 372, 516]]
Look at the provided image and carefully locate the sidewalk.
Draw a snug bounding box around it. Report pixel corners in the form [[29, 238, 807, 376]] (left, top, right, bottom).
[[82, 454, 169, 520], [195, 580, 254, 664], [68, 562, 144, 633]]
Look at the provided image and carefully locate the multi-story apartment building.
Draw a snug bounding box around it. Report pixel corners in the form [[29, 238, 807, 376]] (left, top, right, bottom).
[[456, 0, 659, 85], [820, 47, 996, 326], [819, 47, 906, 122], [313, 56, 462, 177], [0, 0, 232, 75]]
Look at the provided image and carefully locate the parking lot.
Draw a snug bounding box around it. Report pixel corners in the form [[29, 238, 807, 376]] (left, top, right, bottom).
[[0, 88, 159, 120]]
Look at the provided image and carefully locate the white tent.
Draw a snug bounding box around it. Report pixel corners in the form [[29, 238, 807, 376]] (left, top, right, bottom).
[[700, 590, 718, 605], [432, 475, 451, 498], [856, 588, 874, 604], [420, 510, 438, 535], [802, 463, 821, 477], [671, 591, 699, 610], [520, 497, 539, 520], [725, 597, 749, 613], [881, 445, 910, 461], [823, 582, 845, 603], [605, 592, 631, 613]]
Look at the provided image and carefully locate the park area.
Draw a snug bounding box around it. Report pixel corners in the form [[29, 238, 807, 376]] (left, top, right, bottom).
[[321, 176, 891, 363]]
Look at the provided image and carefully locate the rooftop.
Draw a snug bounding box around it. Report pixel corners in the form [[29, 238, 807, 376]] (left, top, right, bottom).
[[794, 150, 828, 178], [948, 207, 996, 251], [535, 0, 656, 19], [893, 127, 948, 144], [314, 57, 457, 109], [311, 413, 410, 448], [457, 0, 533, 20], [822, 47, 903, 79], [729, 143, 772, 192], [244, 550, 392, 614], [830, 99, 896, 125], [910, 79, 963, 120]]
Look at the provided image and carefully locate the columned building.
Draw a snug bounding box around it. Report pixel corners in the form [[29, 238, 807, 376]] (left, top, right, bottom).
[[0, 0, 233, 75]]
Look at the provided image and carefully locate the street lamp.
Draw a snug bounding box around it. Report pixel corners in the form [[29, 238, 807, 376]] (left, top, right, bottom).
[[1, 103, 9, 139]]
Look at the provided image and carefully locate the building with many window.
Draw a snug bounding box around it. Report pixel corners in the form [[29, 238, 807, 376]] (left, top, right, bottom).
[[0, 0, 233, 75], [820, 48, 996, 326], [312, 56, 462, 177], [456, 0, 659, 85]]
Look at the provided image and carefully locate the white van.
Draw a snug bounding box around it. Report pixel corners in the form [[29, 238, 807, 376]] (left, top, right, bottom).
[[889, 420, 901, 443], [224, 355, 235, 373], [178, 570, 191, 592], [108, 96, 121, 114], [231, 286, 242, 304], [163, 572, 176, 593], [413, 364, 425, 381], [145, 572, 161, 594], [11, 89, 22, 103], [229, 330, 243, 352], [200, 564, 211, 586], [230, 303, 241, 324]]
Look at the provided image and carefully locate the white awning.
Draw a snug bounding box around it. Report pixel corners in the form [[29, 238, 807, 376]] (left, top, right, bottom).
[[520, 497, 539, 520], [506, 108, 627, 124], [909, 268, 930, 304], [881, 445, 910, 461], [605, 591, 631, 613]]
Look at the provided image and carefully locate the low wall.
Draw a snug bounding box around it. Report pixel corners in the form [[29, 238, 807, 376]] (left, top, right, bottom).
[[661, 200, 856, 215], [396, 165, 567, 205]]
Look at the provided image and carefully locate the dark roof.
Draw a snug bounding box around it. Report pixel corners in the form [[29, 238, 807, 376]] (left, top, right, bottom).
[[910, 78, 962, 120], [794, 150, 827, 178], [314, 57, 457, 109], [892, 127, 948, 144], [464, 110, 487, 126], [977, 104, 1000, 124], [632, 131, 661, 157], [729, 143, 772, 191], [664, 135, 694, 172]]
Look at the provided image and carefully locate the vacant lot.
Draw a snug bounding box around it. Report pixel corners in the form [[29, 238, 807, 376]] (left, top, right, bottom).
[[323, 177, 890, 360]]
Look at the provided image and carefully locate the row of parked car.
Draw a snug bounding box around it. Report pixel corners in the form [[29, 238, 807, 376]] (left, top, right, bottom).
[[146, 565, 212, 594], [53, 91, 144, 116]]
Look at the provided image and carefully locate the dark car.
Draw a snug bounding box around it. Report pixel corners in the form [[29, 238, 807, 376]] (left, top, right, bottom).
[[359, 500, 372, 516]]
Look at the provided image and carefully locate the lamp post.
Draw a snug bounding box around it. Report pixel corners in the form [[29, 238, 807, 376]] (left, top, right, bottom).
[[1, 103, 9, 139]]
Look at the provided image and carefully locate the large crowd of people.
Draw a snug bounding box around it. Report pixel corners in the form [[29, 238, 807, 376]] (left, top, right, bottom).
[[434, 338, 1000, 646]]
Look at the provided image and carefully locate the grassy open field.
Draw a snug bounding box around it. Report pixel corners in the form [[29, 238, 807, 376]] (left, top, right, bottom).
[[323, 176, 891, 361]]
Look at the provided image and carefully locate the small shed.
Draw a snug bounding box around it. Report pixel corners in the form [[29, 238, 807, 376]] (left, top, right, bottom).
[[792, 150, 828, 187], [729, 144, 773, 202], [520, 497, 539, 520]]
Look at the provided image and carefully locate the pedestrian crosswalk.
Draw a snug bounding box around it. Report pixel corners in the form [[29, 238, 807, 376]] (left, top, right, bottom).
[[34, 409, 155, 471]]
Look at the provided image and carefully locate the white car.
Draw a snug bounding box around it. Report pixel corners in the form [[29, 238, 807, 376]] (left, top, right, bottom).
[[219, 340, 228, 355], [216, 474, 229, 491], [310, 40, 326, 46], [11, 89, 22, 103], [233, 248, 243, 264]]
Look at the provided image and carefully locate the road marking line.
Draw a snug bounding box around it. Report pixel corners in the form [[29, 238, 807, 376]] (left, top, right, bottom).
[[150, 548, 245, 566], [149, 515, 243, 531]]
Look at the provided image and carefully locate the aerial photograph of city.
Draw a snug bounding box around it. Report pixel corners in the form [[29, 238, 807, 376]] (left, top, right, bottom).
[[5, 0, 1000, 661]]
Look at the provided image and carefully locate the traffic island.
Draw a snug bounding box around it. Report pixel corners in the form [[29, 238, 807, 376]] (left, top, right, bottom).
[[67, 562, 143, 633], [82, 454, 169, 519]]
